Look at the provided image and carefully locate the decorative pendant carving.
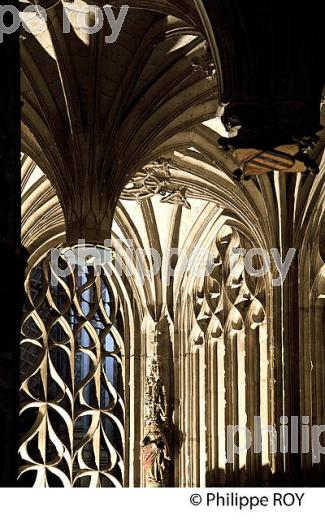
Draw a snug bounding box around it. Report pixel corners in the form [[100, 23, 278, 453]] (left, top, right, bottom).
[[160, 189, 191, 210], [191, 41, 217, 82], [122, 160, 191, 208]]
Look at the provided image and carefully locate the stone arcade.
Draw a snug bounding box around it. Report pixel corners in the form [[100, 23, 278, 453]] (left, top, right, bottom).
[[0, 0, 325, 487]]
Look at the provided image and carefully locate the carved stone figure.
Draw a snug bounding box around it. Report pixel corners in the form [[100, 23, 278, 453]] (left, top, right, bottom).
[[141, 327, 171, 486], [141, 423, 170, 487]]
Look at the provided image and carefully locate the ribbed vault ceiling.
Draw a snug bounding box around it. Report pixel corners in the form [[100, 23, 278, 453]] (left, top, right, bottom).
[[21, 0, 218, 242], [21, 0, 325, 264]]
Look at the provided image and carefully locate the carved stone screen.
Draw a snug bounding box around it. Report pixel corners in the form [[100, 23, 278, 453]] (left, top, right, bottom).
[[19, 253, 125, 487]]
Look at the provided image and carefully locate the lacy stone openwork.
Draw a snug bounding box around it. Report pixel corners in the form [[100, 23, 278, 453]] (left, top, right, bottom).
[[19, 252, 125, 487]]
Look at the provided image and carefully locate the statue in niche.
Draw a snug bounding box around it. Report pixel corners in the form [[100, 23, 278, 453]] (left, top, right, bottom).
[[141, 327, 171, 487], [141, 421, 170, 487]]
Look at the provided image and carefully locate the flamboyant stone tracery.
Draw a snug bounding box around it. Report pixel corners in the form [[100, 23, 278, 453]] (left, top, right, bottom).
[[19, 254, 126, 487], [16, 0, 325, 488]]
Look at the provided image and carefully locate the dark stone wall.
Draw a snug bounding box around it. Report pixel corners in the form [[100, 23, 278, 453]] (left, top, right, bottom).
[[203, 0, 325, 148], [0, 2, 25, 486]]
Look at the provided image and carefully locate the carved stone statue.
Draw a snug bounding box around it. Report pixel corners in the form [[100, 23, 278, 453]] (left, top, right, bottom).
[[141, 327, 171, 487], [141, 422, 170, 487]]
